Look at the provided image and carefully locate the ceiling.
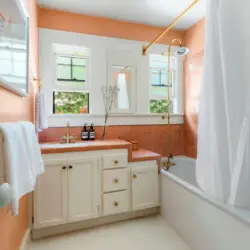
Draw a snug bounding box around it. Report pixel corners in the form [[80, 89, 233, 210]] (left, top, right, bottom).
[[37, 0, 206, 30]]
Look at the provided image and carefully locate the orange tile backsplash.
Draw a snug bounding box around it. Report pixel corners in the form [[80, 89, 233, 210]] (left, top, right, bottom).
[[39, 125, 185, 157]]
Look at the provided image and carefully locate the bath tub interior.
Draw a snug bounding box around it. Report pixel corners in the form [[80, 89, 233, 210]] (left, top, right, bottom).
[[161, 156, 250, 223]]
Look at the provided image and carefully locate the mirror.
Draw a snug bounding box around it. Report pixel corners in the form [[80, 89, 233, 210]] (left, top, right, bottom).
[[0, 0, 29, 96], [111, 65, 133, 112]]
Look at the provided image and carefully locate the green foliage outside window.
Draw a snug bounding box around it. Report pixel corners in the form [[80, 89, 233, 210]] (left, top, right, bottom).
[[150, 100, 169, 113], [53, 91, 89, 114]]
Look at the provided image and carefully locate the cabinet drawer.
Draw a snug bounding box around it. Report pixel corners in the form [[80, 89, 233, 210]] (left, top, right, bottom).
[[103, 169, 129, 192], [103, 154, 128, 169], [103, 191, 130, 216]]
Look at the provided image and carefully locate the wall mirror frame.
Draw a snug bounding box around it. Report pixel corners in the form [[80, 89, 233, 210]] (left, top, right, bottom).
[[0, 0, 30, 96], [107, 49, 137, 114]]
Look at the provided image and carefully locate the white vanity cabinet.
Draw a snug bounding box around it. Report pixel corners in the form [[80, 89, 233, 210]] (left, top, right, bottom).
[[33, 149, 159, 233], [67, 157, 99, 223], [130, 162, 159, 211], [34, 155, 100, 229], [34, 157, 68, 228]]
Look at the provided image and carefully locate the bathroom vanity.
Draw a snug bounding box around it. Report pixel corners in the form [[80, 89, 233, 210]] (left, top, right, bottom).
[[32, 140, 160, 239]]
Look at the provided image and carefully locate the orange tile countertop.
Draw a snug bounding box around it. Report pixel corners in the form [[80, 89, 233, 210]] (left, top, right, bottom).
[[131, 149, 161, 162], [40, 139, 131, 154], [40, 140, 161, 166]]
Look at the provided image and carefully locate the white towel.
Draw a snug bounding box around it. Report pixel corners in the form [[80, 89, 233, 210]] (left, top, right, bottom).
[[19, 122, 44, 179], [0, 122, 44, 215], [35, 92, 48, 132]]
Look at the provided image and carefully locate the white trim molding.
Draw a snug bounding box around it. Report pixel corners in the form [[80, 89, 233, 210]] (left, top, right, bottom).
[[39, 28, 184, 127], [20, 229, 31, 250], [47, 114, 184, 127]]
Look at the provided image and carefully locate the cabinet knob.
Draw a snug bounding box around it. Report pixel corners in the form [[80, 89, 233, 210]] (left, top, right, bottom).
[[62, 166, 67, 170], [114, 201, 119, 207], [114, 160, 119, 165], [133, 174, 137, 179], [113, 178, 119, 184], [69, 165, 73, 169]]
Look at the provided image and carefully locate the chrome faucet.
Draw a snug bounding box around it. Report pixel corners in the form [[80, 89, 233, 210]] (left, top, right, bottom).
[[61, 122, 75, 144]]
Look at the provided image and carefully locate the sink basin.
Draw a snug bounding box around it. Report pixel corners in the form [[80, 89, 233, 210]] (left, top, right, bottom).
[[40, 142, 91, 149]]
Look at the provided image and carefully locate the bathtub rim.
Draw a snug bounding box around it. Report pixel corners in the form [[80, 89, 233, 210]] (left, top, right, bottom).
[[160, 156, 250, 228]]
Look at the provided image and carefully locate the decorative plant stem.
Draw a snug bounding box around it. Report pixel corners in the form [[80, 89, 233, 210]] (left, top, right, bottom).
[[101, 85, 119, 140]]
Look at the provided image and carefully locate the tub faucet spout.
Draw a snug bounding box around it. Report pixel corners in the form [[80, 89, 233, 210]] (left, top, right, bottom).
[[162, 154, 176, 171]]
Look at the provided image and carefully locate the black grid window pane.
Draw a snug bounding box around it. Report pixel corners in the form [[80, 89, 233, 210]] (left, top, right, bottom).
[[72, 66, 85, 81], [57, 65, 71, 79], [57, 56, 86, 83]]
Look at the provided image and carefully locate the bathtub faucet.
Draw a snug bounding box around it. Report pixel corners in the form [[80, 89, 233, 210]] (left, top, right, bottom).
[[162, 154, 176, 171]]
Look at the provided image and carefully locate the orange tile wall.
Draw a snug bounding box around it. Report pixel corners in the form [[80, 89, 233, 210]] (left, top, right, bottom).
[[0, 1, 39, 250], [184, 18, 205, 158], [39, 125, 184, 156], [37, 7, 186, 157]]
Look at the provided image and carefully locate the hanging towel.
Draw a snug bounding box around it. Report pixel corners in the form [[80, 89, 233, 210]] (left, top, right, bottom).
[[19, 122, 44, 181], [35, 91, 48, 133], [0, 122, 44, 215]]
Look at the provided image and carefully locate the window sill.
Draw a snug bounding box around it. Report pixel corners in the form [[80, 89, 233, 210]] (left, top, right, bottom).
[[47, 113, 184, 127]]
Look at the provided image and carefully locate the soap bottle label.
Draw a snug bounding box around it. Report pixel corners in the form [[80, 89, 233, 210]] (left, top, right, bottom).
[[82, 124, 89, 141]]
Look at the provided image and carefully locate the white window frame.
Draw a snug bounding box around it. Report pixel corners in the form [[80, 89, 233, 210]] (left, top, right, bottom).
[[51, 44, 91, 116], [53, 53, 90, 92], [40, 29, 184, 127], [107, 49, 137, 115]]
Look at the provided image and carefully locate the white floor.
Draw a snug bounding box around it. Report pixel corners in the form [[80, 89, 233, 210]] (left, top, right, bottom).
[[29, 216, 192, 250]]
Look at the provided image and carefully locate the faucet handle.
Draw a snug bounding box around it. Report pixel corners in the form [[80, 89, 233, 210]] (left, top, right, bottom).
[[60, 136, 67, 144], [69, 136, 75, 144]]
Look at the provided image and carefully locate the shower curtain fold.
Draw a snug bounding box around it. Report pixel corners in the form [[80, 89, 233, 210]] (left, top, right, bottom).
[[196, 0, 250, 209]]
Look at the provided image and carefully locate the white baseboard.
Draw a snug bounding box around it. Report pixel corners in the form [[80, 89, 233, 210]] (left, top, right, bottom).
[[20, 229, 31, 250], [32, 207, 159, 240]]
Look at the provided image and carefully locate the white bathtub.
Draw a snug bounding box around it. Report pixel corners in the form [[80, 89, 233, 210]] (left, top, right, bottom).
[[160, 156, 250, 250]]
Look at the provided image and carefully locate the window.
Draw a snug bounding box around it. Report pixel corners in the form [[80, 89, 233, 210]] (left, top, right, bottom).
[[53, 91, 89, 114], [56, 56, 87, 86], [52, 45, 90, 115], [149, 54, 176, 114]]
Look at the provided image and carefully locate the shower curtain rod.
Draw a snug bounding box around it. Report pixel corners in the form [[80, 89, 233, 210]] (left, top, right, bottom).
[[142, 0, 200, 55]]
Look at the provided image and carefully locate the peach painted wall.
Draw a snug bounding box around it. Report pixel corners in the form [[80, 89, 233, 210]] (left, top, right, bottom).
[[38, 8, 185, 44], [184, 18, 205, 158], [39, 125, 184, 156], [0, 1, 39, 250]]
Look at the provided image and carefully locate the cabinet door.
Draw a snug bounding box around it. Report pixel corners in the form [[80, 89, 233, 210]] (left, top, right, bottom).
[[132, 165, 159, 211], [34, 158, 68, 229], [67, 157, 100, 223]]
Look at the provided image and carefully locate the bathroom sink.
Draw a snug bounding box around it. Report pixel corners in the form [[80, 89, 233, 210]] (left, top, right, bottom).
[[40, 141, 92, 149]]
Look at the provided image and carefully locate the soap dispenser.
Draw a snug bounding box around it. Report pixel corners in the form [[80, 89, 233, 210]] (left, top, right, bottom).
[[81, 124, 89, 141], [89, 123, 96, 140]]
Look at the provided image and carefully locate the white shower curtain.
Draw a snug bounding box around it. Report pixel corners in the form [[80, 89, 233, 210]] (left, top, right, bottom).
[[196, 0, 250, 209]]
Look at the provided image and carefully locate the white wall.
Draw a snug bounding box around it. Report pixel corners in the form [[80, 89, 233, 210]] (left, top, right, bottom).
[[39, 28, 184, 127]]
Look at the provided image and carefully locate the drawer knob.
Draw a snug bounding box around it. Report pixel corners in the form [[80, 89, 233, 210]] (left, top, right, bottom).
[[114, 201, 119, 207], [69, 165, 73, 169], [113, 178, 119, 184], [114, 160, 119, 165], [133, 174, 137, 179], [62, 166, 67, 170]]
